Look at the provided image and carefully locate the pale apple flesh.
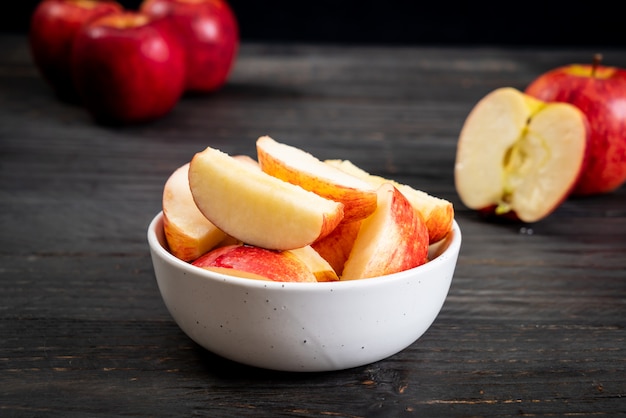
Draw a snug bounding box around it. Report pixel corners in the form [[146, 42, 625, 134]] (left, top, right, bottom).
[[455, 87, 588, 223], [162, 162, 227, 261], [256, 136, 378, 223], [163, 140, 453, 282], [324, 159, 454, 243], [192, 244, 318, 283], [341, 183, 429, 281], [188, 146, 344, 251], [232, 154, 261, 168]]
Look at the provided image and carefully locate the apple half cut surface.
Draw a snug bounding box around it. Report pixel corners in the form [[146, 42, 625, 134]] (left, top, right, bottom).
[[256, 136, 378, 223], [188, 146, 344, 250], [454, 87, 588, 223]]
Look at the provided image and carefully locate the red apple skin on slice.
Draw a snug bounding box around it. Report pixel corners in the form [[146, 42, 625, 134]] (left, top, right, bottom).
[[256, 136, 378, 223], [188, 146, 344, 251], [310, 220, 362, 276], [192, 244, 318, 283], [162, 163, 227, 262], [324, 159, 454, 244], [454, 87, 589, 223], [341, 183, 429, 281], [287, 245, 340, 282]]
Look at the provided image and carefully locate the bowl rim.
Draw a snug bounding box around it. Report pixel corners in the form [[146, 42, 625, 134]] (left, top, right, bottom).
[[147, 211, 461, 291]]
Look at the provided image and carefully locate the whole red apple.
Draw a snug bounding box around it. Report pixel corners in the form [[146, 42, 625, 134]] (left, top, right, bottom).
[[140, 0, 239, 93], [29, 0, 123, 103], [525, 55, 626, 195], [71, 11, 186, 124]]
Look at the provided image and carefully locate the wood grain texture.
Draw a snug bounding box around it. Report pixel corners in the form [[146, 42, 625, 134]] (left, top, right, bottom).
[[1, 35, 625, 417]]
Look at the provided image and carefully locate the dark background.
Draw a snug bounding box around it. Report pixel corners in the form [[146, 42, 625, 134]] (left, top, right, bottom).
[[3, 0, 625, 48]]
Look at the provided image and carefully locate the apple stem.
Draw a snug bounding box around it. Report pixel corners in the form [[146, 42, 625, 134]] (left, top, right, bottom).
[[592, 53, 603, 78]]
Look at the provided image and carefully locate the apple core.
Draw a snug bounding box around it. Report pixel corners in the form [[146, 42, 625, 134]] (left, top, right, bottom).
[[498, 121, 550, 215], [455, 87, 588, 222]]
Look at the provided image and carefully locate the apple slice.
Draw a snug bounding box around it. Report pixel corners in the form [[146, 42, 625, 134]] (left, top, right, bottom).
[[310, 220, 362, 276], [162, 162, 227, 262], [325, 159, 454, 244], [341, 183, 429, 281], [256, 136, 378, 223], [188, 146, 344, 250], [192, 244, 318, 283], [454, 87, 589, 223], [232, 154, 260, 168], [287, 246, 339, 282]]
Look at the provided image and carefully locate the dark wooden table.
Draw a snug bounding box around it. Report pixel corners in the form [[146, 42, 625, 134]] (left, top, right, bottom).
[[2, 34, 625, 416]]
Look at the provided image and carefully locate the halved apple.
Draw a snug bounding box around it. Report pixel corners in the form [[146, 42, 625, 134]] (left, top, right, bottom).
[[325, 159, 454, 244], [454, 87, 589, 223], [188, 146, 344, 250], [162, 162, 227, 261], [256, 136, 378, 223], [192, 244, 318, 283], [341, 183, 429, 280]]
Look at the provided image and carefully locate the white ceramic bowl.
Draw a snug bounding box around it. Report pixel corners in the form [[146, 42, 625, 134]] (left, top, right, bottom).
[[147, 211, 461, 372]]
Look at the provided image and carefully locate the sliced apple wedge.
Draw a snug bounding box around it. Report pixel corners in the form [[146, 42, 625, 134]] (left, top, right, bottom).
[[256, 136, 378, 223], [310, 220, 362, 276], [454, 87, 589, 223], [162, 162, 227, 262], [325, 159, 454, 244], [189, 146, 344, 250], [232, 154, 260, 169], [192, 244, 318, 283], [341, 183, 429, 281], [287, 245, 339, 282]]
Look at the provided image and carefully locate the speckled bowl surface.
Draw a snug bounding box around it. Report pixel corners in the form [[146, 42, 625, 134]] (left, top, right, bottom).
[[147, 211, 461, 372]]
